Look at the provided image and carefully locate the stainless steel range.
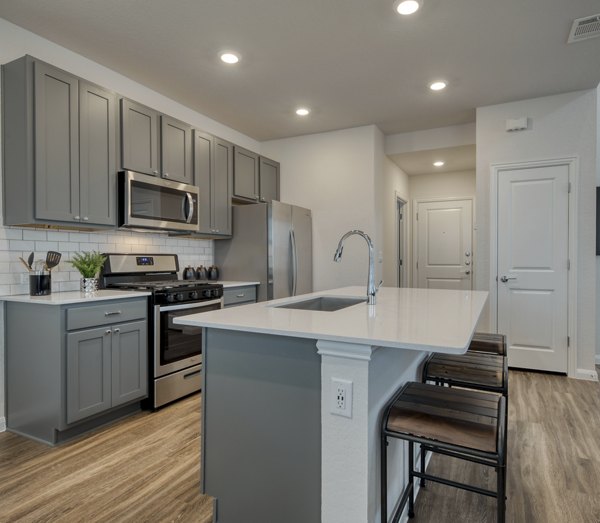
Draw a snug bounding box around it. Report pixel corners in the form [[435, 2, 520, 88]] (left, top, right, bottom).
[[100, 253, 223, 408]]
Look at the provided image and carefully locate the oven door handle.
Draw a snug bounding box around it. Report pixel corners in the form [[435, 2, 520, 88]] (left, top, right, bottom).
[[158, 298, 223, 312]]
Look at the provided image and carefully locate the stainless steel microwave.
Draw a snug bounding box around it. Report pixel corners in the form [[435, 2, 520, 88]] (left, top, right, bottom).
[[118, 171, 199, 232]]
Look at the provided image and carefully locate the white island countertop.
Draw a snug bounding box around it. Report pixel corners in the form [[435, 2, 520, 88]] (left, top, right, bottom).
[[175, 286, 488, 353], [0, 289, 151, 305]]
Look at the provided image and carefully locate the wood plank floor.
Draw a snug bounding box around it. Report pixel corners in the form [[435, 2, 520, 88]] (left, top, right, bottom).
[[1, 369, 599, 522]]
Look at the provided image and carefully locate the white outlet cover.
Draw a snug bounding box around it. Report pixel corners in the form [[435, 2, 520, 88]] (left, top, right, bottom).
[[330, 378, 353, 418]]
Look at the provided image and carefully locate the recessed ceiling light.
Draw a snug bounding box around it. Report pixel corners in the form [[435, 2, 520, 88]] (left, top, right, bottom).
[[295, 107, 310, 116], [220, 52, 240, 64], [433, 161, 445, 167], [395, 0, 421, 15], [429, 81, 447, 91]]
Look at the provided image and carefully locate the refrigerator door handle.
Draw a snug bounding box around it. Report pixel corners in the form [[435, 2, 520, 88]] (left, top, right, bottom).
[[290, 228, 298, 296]]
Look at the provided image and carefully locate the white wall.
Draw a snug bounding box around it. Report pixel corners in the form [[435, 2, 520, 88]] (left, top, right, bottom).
[[409, 170, 476, 200], [476, 90, 598, 374], [0, 19, 260, 429], [596, 85, 600, 364], [382, 158, 410, 287], [385, 123, 475, 156], [262, 126, 382, 292]]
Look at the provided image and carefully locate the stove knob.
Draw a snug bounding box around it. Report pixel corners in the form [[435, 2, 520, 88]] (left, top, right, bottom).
[[166, 294, 176, 303], [202, 289, 212, 298], [175, 293, 185, 302], [190, 291, 199, 300]]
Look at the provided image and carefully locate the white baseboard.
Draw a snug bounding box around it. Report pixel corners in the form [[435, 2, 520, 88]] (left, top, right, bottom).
[[575, 368, 598, 381], [0, 416, 5, 432]]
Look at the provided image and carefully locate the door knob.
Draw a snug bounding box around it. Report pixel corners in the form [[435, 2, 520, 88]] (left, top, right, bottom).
[[500, 276, 517, 282]]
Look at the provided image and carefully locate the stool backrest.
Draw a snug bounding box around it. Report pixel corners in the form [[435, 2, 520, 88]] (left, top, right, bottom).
[[469, 332, 506, 356]]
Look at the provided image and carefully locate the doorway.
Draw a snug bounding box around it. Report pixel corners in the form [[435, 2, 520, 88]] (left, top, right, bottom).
[[396, 197, 407, 287], [491, 159, 575, 374], [413, 198, 473, 290]]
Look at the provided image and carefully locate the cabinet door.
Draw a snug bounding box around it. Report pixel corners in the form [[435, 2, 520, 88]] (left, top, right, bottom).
[[34, 61, 80, 222], [111, 320, 148, 407], [120, 99, 160, 176], [161, 115, 193, 184], [66, 327, 112, 424], [79, 82, 117, 226], [213, 138, 233, 235], [259, 157, 280, 204], [194, 130, 213, 234], [233, 146, 259, 201]]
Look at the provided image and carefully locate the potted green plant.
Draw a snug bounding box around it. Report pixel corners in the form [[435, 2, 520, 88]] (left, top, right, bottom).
[[70, 251, 107, 294]]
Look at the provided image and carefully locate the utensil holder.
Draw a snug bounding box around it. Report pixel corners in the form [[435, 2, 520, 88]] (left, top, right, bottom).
[[29, 272, 51, 296]]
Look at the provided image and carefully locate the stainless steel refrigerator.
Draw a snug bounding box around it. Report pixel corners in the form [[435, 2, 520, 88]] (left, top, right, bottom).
[[214, 202, 312, 302]]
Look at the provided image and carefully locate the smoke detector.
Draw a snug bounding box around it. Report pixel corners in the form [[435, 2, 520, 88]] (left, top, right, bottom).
[[568, 14, 600, 43]]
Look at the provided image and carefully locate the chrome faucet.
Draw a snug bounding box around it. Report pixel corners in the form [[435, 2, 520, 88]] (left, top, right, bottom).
[[333, 229, 379, 305]]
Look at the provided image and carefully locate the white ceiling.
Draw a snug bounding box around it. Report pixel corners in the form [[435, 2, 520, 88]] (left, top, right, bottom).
[[0, 1, 599, 141], [390, 145, 476, 175]]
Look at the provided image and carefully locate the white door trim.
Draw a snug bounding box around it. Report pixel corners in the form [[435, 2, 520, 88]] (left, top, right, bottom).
[[395, 192, 409, 287], [489, 157, 579, 378], [412, 196, 474, 288]]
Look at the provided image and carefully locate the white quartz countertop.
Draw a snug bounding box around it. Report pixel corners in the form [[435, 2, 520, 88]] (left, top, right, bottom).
[[217, 281, 260, 288], [175, 286, 488, 353], [0, 289, 151, 305]]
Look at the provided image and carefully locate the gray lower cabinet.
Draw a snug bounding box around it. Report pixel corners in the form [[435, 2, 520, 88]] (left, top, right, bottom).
[[5, 297, 148, 445], [66, 320, 147, 424], [223, 285, 258, 307], [194, 131, 233, 237], [233, 146, 280, 204], [2, 56, 118, 227]]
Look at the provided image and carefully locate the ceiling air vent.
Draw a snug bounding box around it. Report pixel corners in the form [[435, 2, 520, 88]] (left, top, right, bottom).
[[568, 14, 600, 43]]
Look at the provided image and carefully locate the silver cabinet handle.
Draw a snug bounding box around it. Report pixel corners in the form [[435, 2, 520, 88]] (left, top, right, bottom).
[[104, 310, 122, 316], [260, 197, 266, 202], [105, 329, 111, 335], [83, 217, 89, 221], [164, 173, 169, 177], [500, 276, 517, 282], [113, 328, 120, 333], [236, 293, 245, 298], [153, 170, 159, 175], [74, 215, 81, 220]]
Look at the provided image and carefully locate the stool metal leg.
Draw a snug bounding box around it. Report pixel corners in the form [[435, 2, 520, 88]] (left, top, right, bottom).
[[381, 435, 388, 523], [420, 445, 426, 487], [497, 464, 506, 523], [408, 441, 415, 518]]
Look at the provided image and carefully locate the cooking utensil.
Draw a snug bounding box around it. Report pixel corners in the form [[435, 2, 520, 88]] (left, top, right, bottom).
[[45, 251, 62, 271], [18, 257, 32, 272], [27, 252, 34, 269]]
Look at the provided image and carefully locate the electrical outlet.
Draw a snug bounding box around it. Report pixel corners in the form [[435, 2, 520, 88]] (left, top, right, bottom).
[[330, 378, 353, 418]]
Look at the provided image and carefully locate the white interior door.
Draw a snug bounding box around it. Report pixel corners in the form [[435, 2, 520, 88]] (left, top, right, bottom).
[[415, 199, 472, 290], [497, 164, 569, 372]]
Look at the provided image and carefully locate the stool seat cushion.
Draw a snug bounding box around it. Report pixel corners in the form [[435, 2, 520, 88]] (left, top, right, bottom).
[[425, 352, 505, 389], [469, 332, 506, 356], [386, 382, 500, 453]]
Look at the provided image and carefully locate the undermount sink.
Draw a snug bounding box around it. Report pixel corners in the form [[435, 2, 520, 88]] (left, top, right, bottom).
[[274, 296, 366, 312]]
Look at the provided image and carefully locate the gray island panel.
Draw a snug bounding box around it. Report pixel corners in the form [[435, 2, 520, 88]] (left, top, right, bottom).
[[202, 329, 321, 523]]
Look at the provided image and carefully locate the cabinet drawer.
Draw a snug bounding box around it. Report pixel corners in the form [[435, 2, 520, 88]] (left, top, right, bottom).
[[67, 299, 147, 331], [223, 286, 257, 307]]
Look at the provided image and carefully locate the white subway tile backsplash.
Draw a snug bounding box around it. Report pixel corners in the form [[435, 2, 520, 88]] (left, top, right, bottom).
[[9, 240, 35, 251], [0, 226, 213, 296]]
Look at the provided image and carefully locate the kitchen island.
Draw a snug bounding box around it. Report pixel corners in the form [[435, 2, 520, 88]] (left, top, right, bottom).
[[175, 286, 488, 523]]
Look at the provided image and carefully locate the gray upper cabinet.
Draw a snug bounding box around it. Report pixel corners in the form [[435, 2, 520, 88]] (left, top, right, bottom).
[[120, 99, 160, 176], [2, 55, 117, 228], [161, 115, 193, 184], [233, 146, 260, 201], [79, 82, 117, 225], [34, 61, 80, 223], [194, 131, 232, 237], [259, 157, 280, 204]]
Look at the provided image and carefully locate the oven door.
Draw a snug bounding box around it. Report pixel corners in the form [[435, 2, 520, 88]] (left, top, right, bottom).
[[154, 299, 222, 378]]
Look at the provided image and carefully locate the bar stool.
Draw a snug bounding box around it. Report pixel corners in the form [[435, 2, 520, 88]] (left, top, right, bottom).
[[469, 332, 506, 356], [381, 382, 507, 523]]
